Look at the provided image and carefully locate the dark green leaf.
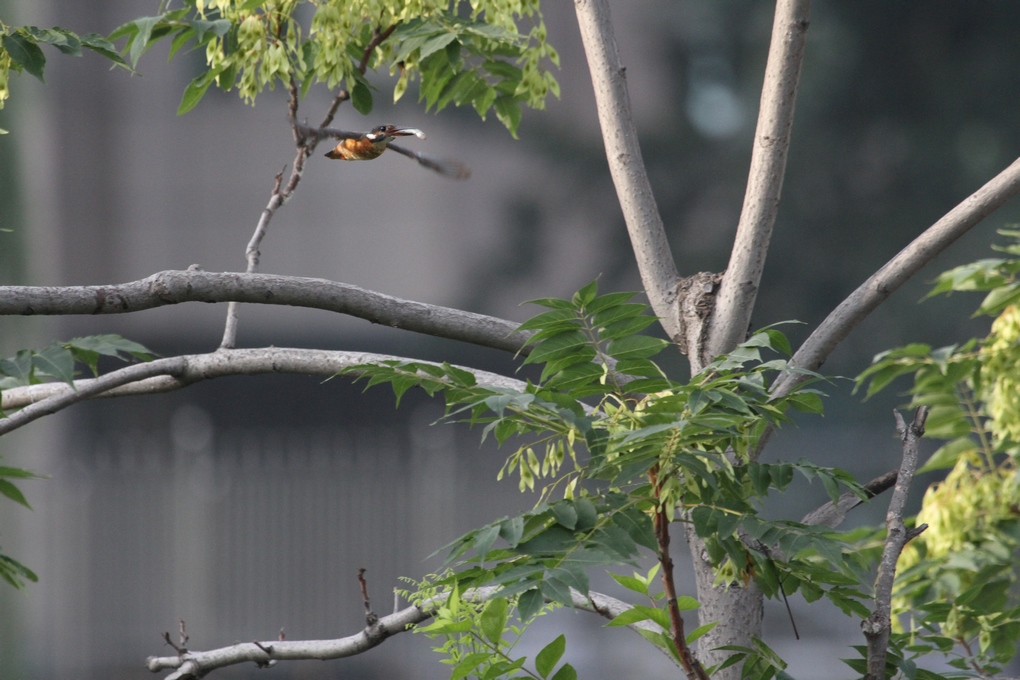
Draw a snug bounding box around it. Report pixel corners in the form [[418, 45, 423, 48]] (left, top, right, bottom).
[[127, 16, 161, 68], [541, 577, 573, 605], [551, 502, 577, 530], [517, 587, 544, 622], [24, 27, 81, 56], [0, 479, 31, 509], [351, 80, 373, 115], [32, 344, 74, 384], [80, 32, 127, 65], [3, 33, 46, 81], [499, 516, 524, 547], [573, 497, 597, 531]]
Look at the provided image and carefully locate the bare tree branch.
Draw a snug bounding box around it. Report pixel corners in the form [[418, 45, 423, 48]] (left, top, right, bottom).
[[0, 348, 528, 436], [801, 468, 899, 528], [0, 270, 530, 354], [706, 0, 812, 361], [862, 407, 929, 680], [771, 154, 1020, 400], [146, 587, 674, 679], [573, 0, 681, 340], [221, 79, 317, 349]]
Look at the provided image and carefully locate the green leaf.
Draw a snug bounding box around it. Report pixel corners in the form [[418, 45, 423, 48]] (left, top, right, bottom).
[[517, 587, 544, 622], [178, 70, 216, 115], [418, 31, 458, 60], [550, 664, 577, 680], [606, 605, 670, 630], [351, 79, 373, 115], [573, 497, 597, 531], [540, 577, 573, 606], [0, 553, 38, 589], [499, 516, 524, 547], [535, 634, 565, 679], [3, 33, 46, 82], [524, 330, 590, 365], [572, 280, 599, 308], [516, 309, 579, 332], [493, 95, 522, 137], [451, 652, 491, 680], [127, 16, 161, 68], [0, 478, 32, 508], [551, 502, 578, 530], [23, 27, 81, 56], [606, 335, 668, 360], [686, 622, 718, 644], [80, 33, 128, 66], [919, 436, 975, 473], [32, 344, 74, 384], [479, 597, 508, 645], [609, 572, 649, 597]]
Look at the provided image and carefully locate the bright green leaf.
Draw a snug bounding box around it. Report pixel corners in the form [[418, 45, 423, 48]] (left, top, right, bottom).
[[535, 634, 565, 679]]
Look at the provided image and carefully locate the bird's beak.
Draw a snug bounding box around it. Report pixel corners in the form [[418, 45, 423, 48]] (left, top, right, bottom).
[[389, 127, 426, 139]]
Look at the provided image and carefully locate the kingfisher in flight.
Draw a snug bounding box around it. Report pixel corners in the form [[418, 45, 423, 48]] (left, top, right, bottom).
[[300, 124, 470, 179]]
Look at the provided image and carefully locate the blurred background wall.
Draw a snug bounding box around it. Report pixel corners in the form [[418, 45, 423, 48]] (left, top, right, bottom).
[[2, 1, 1020, 678]]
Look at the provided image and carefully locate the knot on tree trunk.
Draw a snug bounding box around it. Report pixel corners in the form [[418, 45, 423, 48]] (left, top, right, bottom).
[[675, 272, 723, 362]]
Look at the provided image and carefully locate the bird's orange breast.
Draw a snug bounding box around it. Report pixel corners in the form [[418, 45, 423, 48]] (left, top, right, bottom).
[[324, 137, 387, 161]]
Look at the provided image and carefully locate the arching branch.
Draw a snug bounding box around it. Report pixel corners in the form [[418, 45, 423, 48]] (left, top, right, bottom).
[[0, 348, 528, 436], [771, 153, 1020, 399], [0, 270, 531, 354], [146, 587, 673, 679]]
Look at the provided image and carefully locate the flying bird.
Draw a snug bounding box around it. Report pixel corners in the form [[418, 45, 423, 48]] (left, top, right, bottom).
[[303, 124, 470, 179]]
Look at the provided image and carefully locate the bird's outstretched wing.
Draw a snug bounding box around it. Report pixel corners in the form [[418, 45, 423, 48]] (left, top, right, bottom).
[[387, 143, 471, 180]]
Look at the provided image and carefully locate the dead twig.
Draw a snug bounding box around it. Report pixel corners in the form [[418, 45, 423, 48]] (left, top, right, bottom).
[[862, 407, 929, 680]]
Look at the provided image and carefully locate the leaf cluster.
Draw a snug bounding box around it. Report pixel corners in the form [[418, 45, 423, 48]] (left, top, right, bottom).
[[401, 577, 575, 680], [0, 22, 125, 133], [349, 280, 874, 668], [0, 334, 154, 394], [857, 229, 1020, 673], [0, 459, 45, 588], [108, 0, 558, 134]]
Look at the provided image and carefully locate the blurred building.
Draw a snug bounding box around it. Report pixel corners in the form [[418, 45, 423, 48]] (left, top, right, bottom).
[[3, 2, 1020, 678]]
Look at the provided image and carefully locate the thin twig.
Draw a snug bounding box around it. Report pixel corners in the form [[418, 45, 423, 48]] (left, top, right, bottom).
[[221, 23, 396, 348], [706, 0, 812, 361], [862, 407, 929, 680], [651, 467, 709, 680], [358, 568, 378, 626]]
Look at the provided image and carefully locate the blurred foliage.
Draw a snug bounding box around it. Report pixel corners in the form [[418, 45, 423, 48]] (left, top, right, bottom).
[[858, 230, 1020, 675]]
